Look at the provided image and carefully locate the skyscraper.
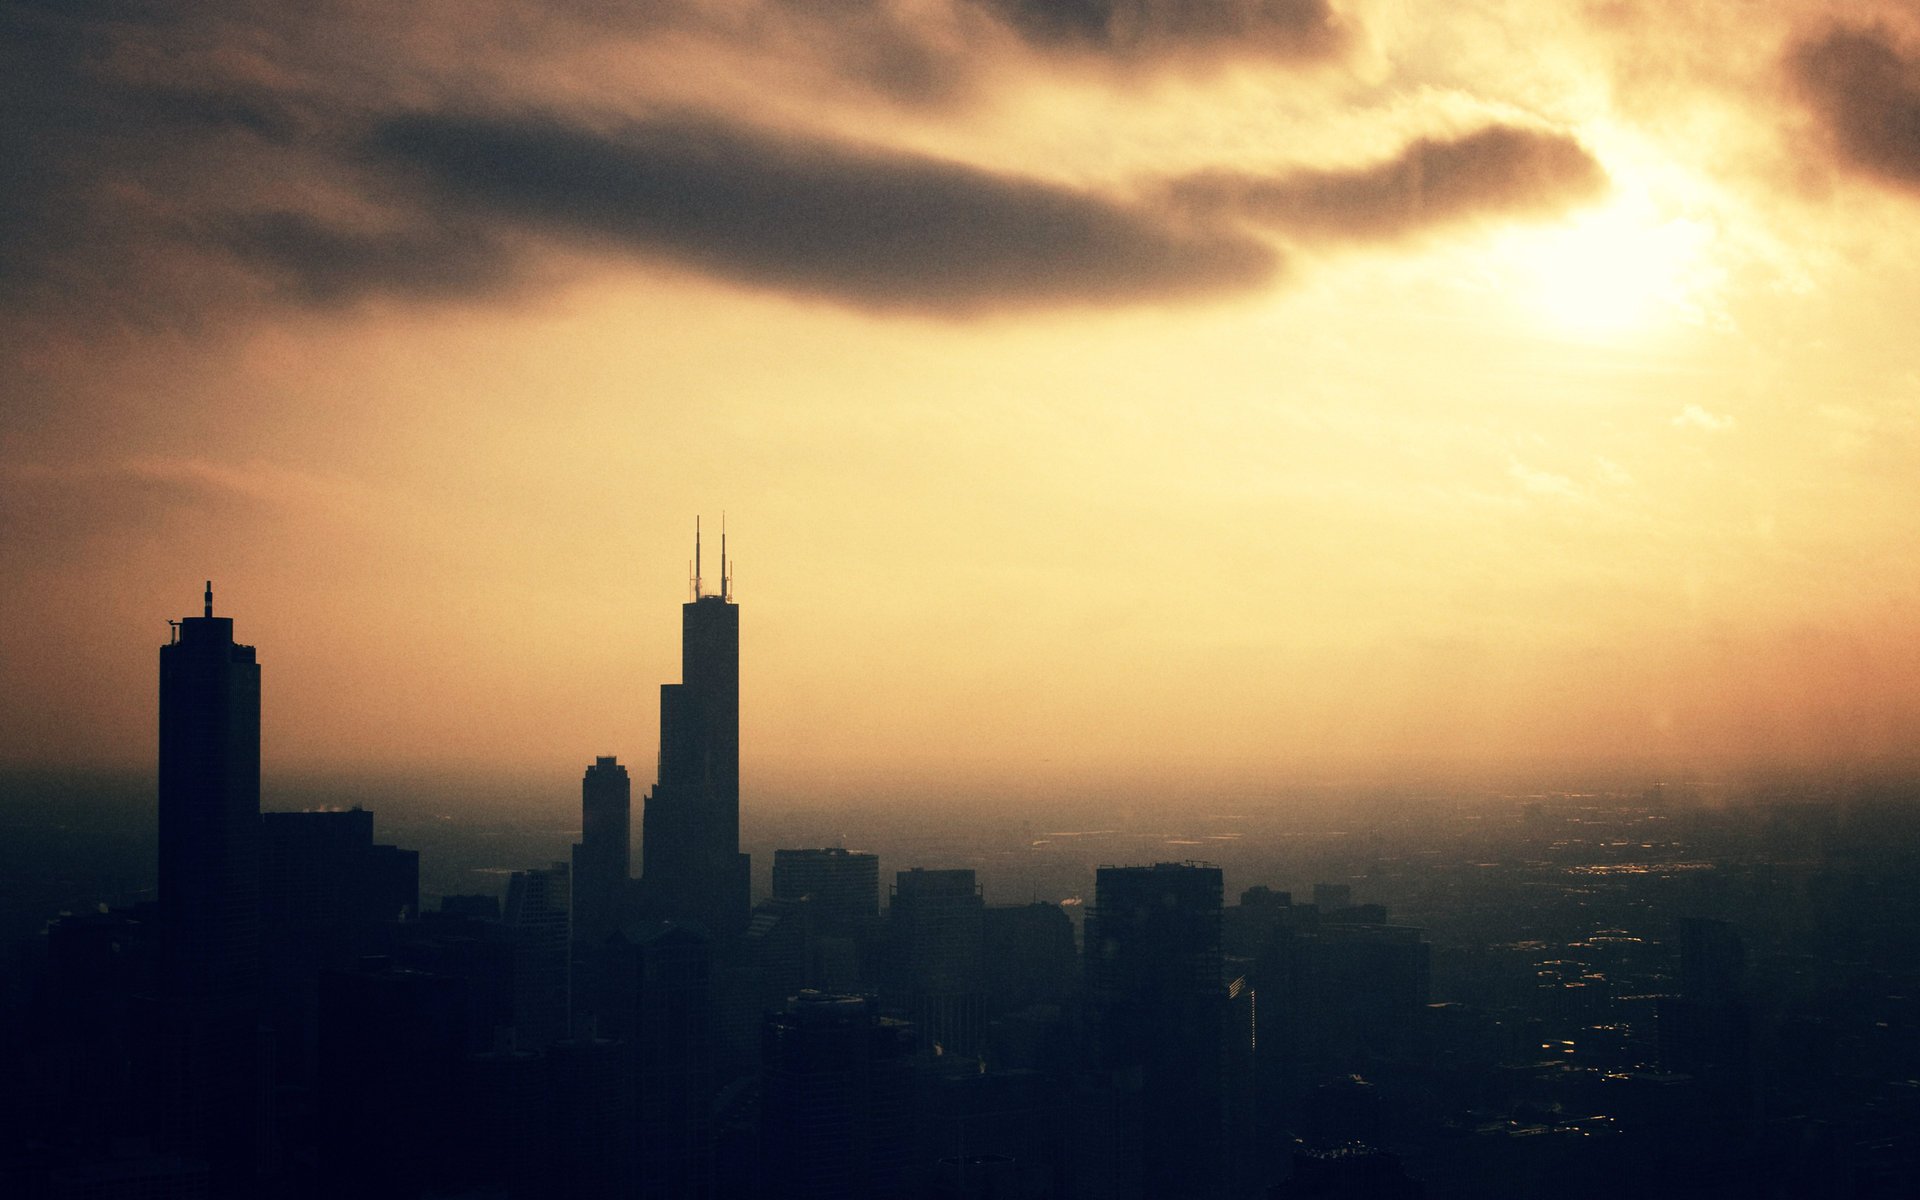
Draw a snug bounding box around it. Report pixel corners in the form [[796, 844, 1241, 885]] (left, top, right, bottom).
[[888, 868, 987, 1056], [150, 583, 269, 1192], [1085, 863, 1230, 1200], [760, 993, 917, 1200], [641, 521, 749, 936], [504, 862, 572, 1049], [573, 756, 631, 947], [773, 848, 881, 934], [158, 581, 261, 1003]]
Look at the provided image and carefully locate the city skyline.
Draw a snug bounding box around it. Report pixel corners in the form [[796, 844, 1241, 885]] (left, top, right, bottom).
[[6, 538, 1919, 1197], [11, 3, 1920, 798]]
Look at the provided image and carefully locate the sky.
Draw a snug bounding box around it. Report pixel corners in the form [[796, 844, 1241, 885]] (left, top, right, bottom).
[[7, 0, 1920, 803]]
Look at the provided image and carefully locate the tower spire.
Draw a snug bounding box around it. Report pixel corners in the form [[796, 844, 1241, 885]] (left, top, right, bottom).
[[204, 580, 213, 619], [695, 516, 703, 600], [720, 513, 728, 602]]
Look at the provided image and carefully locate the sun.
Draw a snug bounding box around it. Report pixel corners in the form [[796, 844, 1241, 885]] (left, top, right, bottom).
[[1498, 191, 1717, 338]]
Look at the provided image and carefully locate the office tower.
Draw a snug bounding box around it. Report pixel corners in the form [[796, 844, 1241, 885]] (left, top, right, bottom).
[[921, 1063, 1067, 1200], [261, 808, 419, 930], [596, 922, 715, 1200], [148, 585, 269, 1194], [1256, 921, 1431, 1071], [1224, 885, 1293, 958], [546, 1036, 638, 1200], [747, 896, 812, 1016], [572, 756, 631, 949], [773, 848, 881, 933], [890, 868, 988, 1056], [641, 522, 749, 936], [158, 582, 261, 1003], [1657, 917, 1749, 1085], [315, 960, 471, 1199], [458, 1043, 546, 1199], [760, 993, 917, 1200], [983, 902, 1078, 1014], [505, 862, 571, 1049], [1086, 863, 1230, 1200]]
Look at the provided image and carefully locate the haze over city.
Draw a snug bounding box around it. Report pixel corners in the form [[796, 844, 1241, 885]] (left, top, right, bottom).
[[10, 1, 1920, 799]]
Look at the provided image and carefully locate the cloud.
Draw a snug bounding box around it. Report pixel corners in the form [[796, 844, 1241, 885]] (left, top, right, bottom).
[[1673, 404, 1735, 432], [1509, 458, 1581, 501], [0, 457, 355, 564], [211, 210, 515, 307], [969, 0, 1346, 64], [1789, 23, 1920, 191], [361, 109, 1279, 314], [1168, 125, 1608, 242]]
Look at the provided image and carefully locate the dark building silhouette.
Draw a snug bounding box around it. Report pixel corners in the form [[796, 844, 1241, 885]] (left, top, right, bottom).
[[642, 523, 749, 937], [146, 584, 270, 1193], [314, 959, 470, 1199], [158, 582, 261, 1004], [261, 808, 418, 930], [1086, 862, 1231, 1200], [919, 1061, 1067, 1200], [1657, 916, 1750, 1085], [760, 992, 917, 1200], [983, 902, 1078, 1015], [773, 848, 881, 992], [747, 895, 813, 1017], [889, 868, 988, 1057], [458, 1042, 546, 1198], [572, 756, 631, 948], [596, 920, 716, 1200], [1256, 919, 1431, 1072], [773, 847, 880, 933], [546, 1035, 638, 1199], [505, 862, 571, 1048]]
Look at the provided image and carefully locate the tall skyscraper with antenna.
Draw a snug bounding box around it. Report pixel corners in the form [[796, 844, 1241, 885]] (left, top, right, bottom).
[[152, 582, 269, 1191], [641, 519, 749, 936], [158, 581, 262, 1002]]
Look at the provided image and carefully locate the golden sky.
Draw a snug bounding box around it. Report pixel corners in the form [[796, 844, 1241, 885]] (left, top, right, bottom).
[[7, 1, 1920, 800]]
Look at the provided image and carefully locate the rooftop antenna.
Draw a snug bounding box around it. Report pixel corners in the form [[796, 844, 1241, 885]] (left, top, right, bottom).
[[694, 516, 703, 600], [720, 513, 729, 601], [204, 580, 213, 619]]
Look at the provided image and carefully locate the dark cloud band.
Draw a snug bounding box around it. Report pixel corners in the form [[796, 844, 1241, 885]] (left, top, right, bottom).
[[361, 110, 1278, 314], [973, 0, 1345, 62], [1169, 125, 1607, 241]]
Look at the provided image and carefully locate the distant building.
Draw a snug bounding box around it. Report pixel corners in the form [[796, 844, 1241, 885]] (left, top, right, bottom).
[[773, 848, 880, 934], [150, 584, 269, 1188], [1255, 920, 1431, 1071], [1657, 916, 1749, 1085], [315, 959, 471, 1198], [505, 862, 571, 1049], [890, 868, 988, 1056], [983, 902, 1078, 1013], [596, 921, 715, 1200], [641, 524, 749, 937], [1087, 863, 1231, 1200], [572, 756, 631, 948], [760, 992, 917, 1200], [158, 581, 261, 1004], [262, 808, 418, 929]]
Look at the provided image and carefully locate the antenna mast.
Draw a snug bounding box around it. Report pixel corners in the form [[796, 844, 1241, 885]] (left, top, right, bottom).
[[694, 516, 703, 600], [204, 580, 213, 618], [720, 513, 729, 601]]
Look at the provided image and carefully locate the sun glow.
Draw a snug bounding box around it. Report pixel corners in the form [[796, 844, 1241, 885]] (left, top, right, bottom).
[[1500, 192, 1717, 338]]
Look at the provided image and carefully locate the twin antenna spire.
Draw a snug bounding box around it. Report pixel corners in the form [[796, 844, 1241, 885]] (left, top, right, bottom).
[[691, 516, 732, 601]]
